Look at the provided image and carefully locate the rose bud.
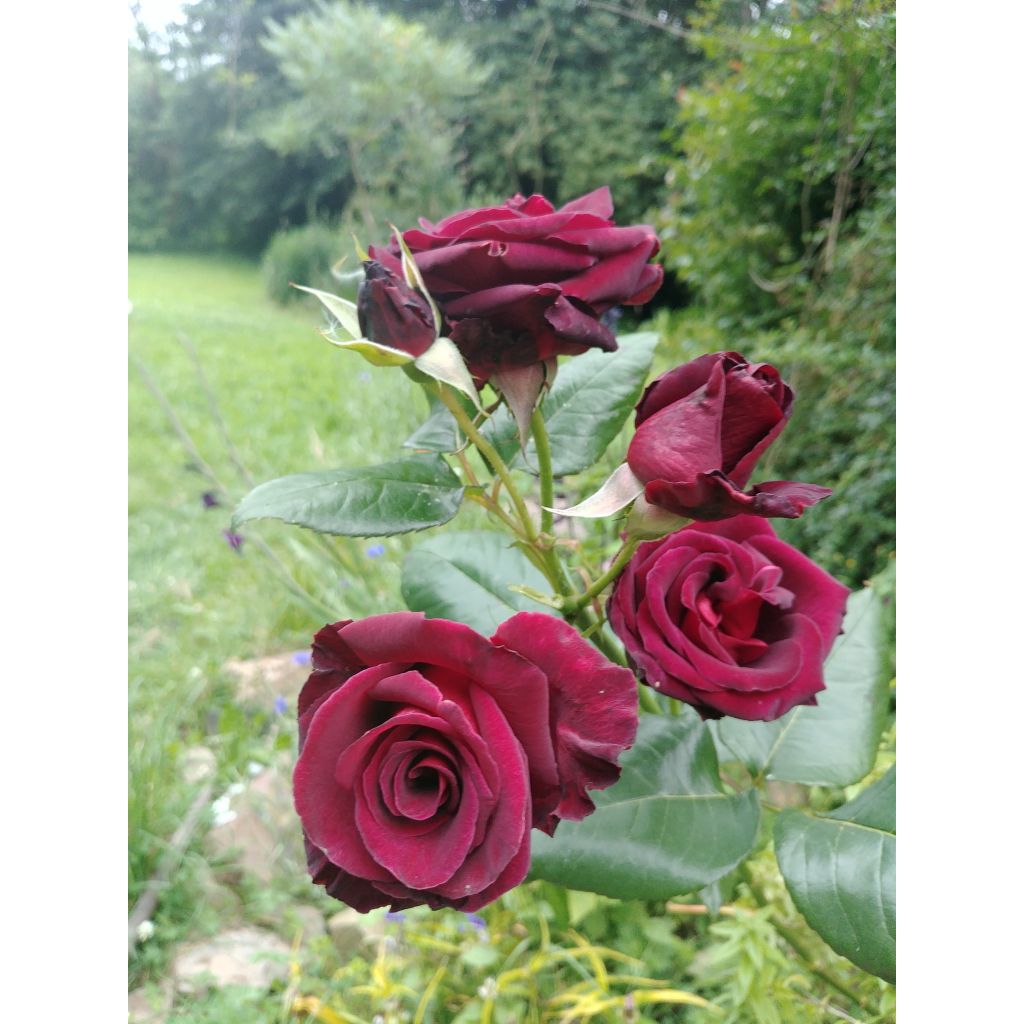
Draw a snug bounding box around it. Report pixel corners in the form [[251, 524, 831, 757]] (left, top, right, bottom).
[[626, 351, 831, 521], [368, 187, 663, 380], [294, 611, 637, 913], [356, 259, 437, 358], [608, 517, 849, 722]]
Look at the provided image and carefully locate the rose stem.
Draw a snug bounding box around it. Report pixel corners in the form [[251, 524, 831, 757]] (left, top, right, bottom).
[[435, 384, 538, 543], [437, 383, 637, 671], [530, 407, 556, 536], [562, 538, 642, 615], [638, 685, 662, 714]]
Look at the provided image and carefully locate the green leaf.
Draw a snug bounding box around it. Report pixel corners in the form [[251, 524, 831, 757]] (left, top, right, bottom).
[[712, 588, 886, 786], [403, 398, 462, 453], [775, 767, 895, 981], [401, 530, 556, 634], [483, 332, 659, 475], [529, 713, 760, 900], [233, 455, 464, 538]]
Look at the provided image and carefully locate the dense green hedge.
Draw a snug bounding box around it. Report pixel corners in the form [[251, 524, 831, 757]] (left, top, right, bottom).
[[654, 0, 895, 586]]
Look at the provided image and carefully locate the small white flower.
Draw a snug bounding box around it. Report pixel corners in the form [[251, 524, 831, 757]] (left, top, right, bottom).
[[211, 795, 237, 826], [477, 977, 498, 1000], [227, 782, 245, 797], [246, 761, 265, 777], [136, 920, 155, 942]]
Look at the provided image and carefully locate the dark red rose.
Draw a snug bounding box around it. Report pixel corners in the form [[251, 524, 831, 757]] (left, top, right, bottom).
[[626, 351, 830, 521], [295, 611, 637, 912], [368, 187, 663, 379], [608, 517, 849, 721], [356, 259, 436, 358]]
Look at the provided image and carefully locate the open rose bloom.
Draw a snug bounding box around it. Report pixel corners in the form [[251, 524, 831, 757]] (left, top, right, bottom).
[[366, 187, 662, 380], [295, 612, 637, 912], [609, 518, 849, 721]]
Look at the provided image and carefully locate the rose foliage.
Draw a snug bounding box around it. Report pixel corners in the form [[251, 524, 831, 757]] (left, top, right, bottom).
[[234, 185, 894, 984]]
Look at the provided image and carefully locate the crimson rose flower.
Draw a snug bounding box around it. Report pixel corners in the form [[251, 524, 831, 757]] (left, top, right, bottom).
[[626, 351, 830, 521], [609, 517, 849, 721], [368, 187, 662, 379], [295, 611, 637, 912]]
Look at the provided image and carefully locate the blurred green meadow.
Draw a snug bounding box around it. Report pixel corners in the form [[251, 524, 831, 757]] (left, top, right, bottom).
[[128, 253, 425, 976]]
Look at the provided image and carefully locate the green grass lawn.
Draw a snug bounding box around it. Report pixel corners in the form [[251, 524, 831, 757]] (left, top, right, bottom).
[[128, 253, 433, 979]]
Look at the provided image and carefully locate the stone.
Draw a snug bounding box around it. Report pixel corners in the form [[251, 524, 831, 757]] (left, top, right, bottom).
[[171, 927, 291, 995], [284, 904, 327, 944], [181, 746, 216, 785], [127, 983, 172, 1023], [223, 652, 309, 708], [327, 908, 370, 960], [205, 756, 304, 883]]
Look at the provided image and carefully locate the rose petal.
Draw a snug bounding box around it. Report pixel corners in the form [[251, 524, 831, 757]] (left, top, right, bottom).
[[493, 613, 638, 827]]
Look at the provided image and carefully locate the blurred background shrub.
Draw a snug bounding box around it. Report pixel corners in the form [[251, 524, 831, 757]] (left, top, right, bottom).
[[260, 222, 345, 305]]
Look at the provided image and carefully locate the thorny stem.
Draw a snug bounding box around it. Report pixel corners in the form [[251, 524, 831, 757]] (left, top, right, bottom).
[[531, 407, 555, 536], [435, 384, 537, 543], [562, 539, 641, 614], [638, 685, 662, 715], [437, 384, 648, 684]]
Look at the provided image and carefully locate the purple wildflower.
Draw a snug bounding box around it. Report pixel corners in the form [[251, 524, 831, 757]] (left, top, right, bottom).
[[465, 913, 487, 931], [384, 911, 406, 923], [273, 695, 288, 715], [201, 491, 221, 509], [292, 650, 312, 666], [366, 543, 386, 558], [223, 529, 244, 552]]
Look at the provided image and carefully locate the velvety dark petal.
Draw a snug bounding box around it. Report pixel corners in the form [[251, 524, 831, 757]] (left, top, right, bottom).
[[633, 353, 730, 426], [455, 210, 612, 244], [309, 619, 360, 675], [558, 185, 614, 218], [458, 829, 532, 912], [627, 361, 727, 486], [542, 296, 618, 350], [303, 836, 394, 913], [493, 613, 637, 827], [626, 262, 665, 305], [748, 481, 832, 519], [431, 688, 530, 899], [414, 240, 596, 294], [560, 239, 661, 308], [339, 614, 563, 813], [718, 369, 788, 480], [746, 532, 849, 652], [297, 658, 407, 754], [555, 224, 656, 257]]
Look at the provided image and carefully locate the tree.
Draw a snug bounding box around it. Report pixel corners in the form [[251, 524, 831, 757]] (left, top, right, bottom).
[[258, 1, 486, 238]]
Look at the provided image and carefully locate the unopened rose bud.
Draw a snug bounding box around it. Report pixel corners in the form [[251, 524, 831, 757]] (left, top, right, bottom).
[[356, 260, 436, 358]]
